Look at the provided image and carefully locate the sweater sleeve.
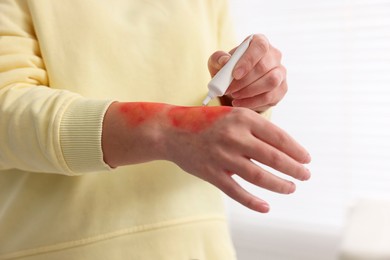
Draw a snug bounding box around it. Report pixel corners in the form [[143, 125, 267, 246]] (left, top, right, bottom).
[[0, 0, 113, 175]]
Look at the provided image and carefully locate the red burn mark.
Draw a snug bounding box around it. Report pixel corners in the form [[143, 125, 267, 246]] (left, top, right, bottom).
[[119, 102, 165, 126], [168, 106, 232, 133]]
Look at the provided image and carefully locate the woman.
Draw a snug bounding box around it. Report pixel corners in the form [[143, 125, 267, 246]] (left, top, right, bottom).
[[0, 1, 310, 259]]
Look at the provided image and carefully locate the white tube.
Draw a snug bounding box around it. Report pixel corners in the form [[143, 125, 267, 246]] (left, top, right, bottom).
[[202, 35, 253, 106]]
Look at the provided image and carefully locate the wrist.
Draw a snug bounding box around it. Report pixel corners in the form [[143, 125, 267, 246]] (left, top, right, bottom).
[[102, 102, 171, 168]]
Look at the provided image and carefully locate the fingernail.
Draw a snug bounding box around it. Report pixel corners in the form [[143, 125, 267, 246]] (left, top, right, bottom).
[[306, 153, 312, 163], [231, 99, 240, 107], [260, 203, 270, 213], [233, 67, 245, 79], [230, 91, 239, 99], [303, 168, 311, 181], [218, 55, 230, 66], [289, 182, 296, 194]]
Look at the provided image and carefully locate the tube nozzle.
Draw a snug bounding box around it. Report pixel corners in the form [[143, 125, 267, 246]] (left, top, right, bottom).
[[202, 94, 213, 106]]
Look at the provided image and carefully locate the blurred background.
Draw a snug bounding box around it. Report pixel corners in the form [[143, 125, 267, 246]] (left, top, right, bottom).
[[226, 1, 390, 259]]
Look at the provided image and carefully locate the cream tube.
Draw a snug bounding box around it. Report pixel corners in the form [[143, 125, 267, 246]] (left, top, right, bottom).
[[202, 35, 254, 106]]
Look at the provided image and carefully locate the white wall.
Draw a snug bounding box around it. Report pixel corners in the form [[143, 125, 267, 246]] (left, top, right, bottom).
[[226, 1, 390, 259]]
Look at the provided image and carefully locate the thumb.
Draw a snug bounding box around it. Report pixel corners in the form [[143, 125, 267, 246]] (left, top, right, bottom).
[[208, 51, 231, 77]]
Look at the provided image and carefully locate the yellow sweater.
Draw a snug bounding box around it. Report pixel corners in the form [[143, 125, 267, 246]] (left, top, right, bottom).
[[0, 1, 238, 259]]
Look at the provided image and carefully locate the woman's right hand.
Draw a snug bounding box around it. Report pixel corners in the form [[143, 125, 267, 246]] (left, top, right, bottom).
[[102, 102, 311, 213]]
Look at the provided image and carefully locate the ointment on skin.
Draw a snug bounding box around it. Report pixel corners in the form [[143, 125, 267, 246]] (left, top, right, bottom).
[[168, 106, 232, 133], [119, 102, 166, 126], [119, 102, 232, 133]]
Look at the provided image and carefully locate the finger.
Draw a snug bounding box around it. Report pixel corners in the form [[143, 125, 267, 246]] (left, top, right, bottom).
[[214, 171, 270, 213], [252, 118, 311, 164], [232, 80, 287, 109], [208, 51, 231, 77], [230, 66, 285, 100], [227, 157, 296, 194], [227, 47, 282, 95], [247, 136, 311, 181], [232, 34, 270, 80]]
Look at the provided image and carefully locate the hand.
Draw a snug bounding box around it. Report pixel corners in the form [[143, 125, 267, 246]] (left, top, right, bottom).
[[164, 106, 310, 213], [103, 103, 311, 213], [208, 34, 287, 112]]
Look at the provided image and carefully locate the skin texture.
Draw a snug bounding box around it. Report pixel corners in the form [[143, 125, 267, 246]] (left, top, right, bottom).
[[102, 33, 310, 213]]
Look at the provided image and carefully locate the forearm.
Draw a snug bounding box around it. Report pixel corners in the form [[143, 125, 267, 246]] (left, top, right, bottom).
[[102, 102, 170, 168]]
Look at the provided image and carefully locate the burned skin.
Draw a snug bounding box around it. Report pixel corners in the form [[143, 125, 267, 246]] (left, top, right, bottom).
[[119, 102, 232, 133]]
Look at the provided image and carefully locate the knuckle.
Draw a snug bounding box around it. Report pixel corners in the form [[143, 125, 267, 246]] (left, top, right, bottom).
[[232, 107, 252, 121], [269, 151, 283, 168], [273, 47, 282, 60], [262, 93, 274, 106], [254, 34, 270, 53], [275, 131, 289, 148], [251, 169, 265, 185], [255, 41, 269, 54], [267, 70, 282, 87]]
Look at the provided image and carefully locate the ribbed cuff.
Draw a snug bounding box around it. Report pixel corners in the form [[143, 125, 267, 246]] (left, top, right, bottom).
[[59, 98, 114, 174]]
